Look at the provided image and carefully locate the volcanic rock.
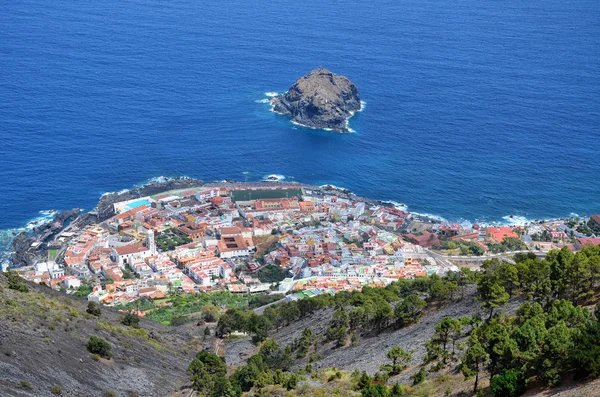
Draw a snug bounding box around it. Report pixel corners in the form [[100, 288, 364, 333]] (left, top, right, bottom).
[[271, 68, 361, 133]]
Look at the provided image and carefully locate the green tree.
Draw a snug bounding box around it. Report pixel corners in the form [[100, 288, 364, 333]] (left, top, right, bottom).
[[478, 278, 509, 319], [433, 317, 462, 363], [461, 336, 488, 393], [498, 262, 519, 298], [384, 346, 412, 374], [259, 339, 291, 371], [394, 294, 426, 327], [428, 276, 449, 302], [188, 351, 227, 396], [327, 307, 349, 347], [570, 317, 600, 378]]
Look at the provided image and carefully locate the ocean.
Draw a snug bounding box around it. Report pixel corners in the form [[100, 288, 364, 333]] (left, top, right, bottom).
[[1, 0, 599, 261]]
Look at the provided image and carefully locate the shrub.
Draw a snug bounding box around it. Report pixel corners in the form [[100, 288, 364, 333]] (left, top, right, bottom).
[[412, 368, 426, 385], [86, 302, 101, 317], [170, 315, 188, 326], [6, 270, 29, 293], [491, 368, 525, 397], [389, 383, 408, 397], [361, 383, 389, 397], [104, 390, 117, 397], [91, 353, 101, 361], [87, 336, 112, 359], [121, 312, 140, 328], [50, 384, 62, 394], [20, 380, 32, 390]]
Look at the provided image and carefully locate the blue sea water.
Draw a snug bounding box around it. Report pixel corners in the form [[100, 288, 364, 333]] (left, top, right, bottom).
[[1, 0, 599, 250]]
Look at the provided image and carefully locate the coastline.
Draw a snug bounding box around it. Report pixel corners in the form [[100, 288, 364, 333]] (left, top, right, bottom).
[[1, 175, 588, 269]]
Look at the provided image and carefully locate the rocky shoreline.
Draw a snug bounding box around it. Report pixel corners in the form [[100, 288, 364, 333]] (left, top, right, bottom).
[[9, 177, 205, 268], [7, 177, 437, 269], [10, 208, 84, 267]]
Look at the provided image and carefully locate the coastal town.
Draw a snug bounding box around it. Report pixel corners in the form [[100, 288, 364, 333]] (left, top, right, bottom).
[[10, 181, 600, 314]]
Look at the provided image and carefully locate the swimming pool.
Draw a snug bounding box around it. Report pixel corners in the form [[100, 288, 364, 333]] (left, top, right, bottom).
[[125, 199, 152, 210]]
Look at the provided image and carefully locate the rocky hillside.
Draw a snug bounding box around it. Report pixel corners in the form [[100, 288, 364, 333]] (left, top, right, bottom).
[[0, 272, 199, 397], [271, 68, 361, 133]]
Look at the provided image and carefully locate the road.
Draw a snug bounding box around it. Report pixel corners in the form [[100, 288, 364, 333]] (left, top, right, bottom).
[[426, 249, 548, 268]]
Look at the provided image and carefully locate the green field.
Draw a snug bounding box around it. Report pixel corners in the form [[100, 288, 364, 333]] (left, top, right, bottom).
[[231, 189, 303, 202], [118, 291, 284, 326], [48, 249, 58, 261]]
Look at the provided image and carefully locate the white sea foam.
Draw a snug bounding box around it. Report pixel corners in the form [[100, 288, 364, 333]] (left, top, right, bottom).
[[382, 200, 408, 211], [320, 184, 350, 192], [501, 215, 534, 226], [147, 176, 171, 184], [263, 174, 285, 182], [23, 211, 57, 231], [411, 212, 449, 223], [265, 92, 279, 97], [255, 98, 271, 104]]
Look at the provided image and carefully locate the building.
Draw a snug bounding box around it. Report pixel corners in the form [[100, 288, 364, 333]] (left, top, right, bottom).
[[576, 237, 600, 249], [112, 243, 152, 266], [35, 261, 65, 279], [63, 275, 81, 289], [403, 231, 440, 248], [217, 235, 249, 259], [485, 227, 519, 244]]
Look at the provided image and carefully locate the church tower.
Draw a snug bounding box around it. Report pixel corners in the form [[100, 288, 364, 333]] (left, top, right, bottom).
[[146, 229, 156, 255]]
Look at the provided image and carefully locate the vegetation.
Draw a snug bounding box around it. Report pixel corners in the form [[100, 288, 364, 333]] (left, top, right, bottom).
[[256, 264, 289, 283], [121, 312, 140, 328], [188, 339, 301, 396], [74, 284, 93, 299], [381, 346, 412, 375], [487, 237, 527, 254], [567, 217, 600, 236], [216, 273, 471, 344], [6, 270, 29, 293], [433, 240, 485, 256], [115, 297, 155, 312], [155, 228, 192, 251], [453, 245, 600, 395], [86, 336, 112, 359], [141, 291, 282, 326], [86, 302, 101, 317], [531, 230, 552, 242], [205, 245, 600, 397]]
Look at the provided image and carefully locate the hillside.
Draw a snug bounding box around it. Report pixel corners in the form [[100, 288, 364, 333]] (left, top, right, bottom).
[[216, 247, 600, 397], [0, 272, 198, 397]]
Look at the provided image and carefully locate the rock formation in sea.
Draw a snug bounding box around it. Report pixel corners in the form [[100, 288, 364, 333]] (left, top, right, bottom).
[[271, 67, 361, 133]]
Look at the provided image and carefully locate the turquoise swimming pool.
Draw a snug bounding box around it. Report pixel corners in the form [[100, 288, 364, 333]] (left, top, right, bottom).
[[126, 199, 151, 210]]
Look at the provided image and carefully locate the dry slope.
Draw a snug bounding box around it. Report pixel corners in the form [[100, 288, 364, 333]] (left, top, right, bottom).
[[0, 274, 197, 397]]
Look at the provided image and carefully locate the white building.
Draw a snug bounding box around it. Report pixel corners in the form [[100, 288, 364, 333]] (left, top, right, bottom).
[[112, 243, 152, 266], [63, 276, 81, 289], [35, 261, 65, 279]]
